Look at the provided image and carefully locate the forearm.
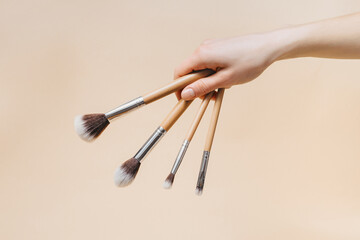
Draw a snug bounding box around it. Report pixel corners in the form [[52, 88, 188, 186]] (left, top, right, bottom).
[[175, 12, 360, 100], [273, 12, 360, 61]]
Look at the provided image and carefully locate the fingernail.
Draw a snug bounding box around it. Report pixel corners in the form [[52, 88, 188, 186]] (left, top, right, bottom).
[[182, 88, 195, 99]]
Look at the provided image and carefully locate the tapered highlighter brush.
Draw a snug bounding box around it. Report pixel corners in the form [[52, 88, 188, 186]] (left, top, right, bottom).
[[163, 91, 215, 189], [114, 99, 193, 187], [195, 88, 225, 196], [74, 69, 213, 142]]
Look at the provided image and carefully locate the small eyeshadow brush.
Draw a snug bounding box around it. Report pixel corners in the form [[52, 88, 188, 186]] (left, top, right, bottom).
[[195, 88, 225, 196], [114, 99, 194, 187], [163, 91, 215, 189], [74, 69, 213, 142]]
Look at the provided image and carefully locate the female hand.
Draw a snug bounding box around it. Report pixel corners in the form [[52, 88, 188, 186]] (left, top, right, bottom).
[[174, 32, 282, 100]]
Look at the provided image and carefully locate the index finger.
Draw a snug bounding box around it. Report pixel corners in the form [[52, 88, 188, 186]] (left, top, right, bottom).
[[174, 54, 207, 79]]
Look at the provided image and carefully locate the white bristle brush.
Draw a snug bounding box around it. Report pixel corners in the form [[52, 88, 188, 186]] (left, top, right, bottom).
[[163, 91, 214, 189], [74, 69, 213, 142], [114, 99, 193, 187], [195, 88, 224, 196]]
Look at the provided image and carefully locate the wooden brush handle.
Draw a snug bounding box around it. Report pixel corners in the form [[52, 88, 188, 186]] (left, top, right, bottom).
[[204, 88, 225, 151], [142, 69, 214, 104], [185, 91, 214, 141], [160, 99, 193, 131]]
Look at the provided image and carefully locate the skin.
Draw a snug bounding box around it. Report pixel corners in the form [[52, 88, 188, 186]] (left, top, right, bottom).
[[174, 12, 360, 100]]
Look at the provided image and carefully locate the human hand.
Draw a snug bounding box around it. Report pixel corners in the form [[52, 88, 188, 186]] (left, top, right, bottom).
[[174, 32, 283, 100]]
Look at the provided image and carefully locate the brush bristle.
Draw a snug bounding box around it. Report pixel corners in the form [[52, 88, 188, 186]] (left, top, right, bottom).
[[195, 171, 205, 196], [163, 173, 175, 189], [195, 187, 203, 196], [74, 114, 109, 141], [114, 158, 141, 187]]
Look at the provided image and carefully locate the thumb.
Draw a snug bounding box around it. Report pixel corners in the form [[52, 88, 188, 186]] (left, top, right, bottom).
[[181, 72, 223, 100]]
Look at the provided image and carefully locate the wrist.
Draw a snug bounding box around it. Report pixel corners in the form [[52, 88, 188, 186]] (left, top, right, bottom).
[[268, 24, 315, 61]]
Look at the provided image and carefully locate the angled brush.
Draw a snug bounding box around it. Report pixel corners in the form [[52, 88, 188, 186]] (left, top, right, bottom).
[[114, 99, 193, 187], [195, 88, 225, 196], [163, 91, 214, 189], [74, 69, 213, 141]]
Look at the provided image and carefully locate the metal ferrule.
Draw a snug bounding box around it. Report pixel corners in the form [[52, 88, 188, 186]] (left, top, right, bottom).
[[105, 96, 145, 120], [133, 126, 166, 162], [170, 140, 190, 174], [196, 151, 210, 189]]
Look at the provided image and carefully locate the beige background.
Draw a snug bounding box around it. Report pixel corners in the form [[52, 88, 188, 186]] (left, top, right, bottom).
[[1, 0, 360, 239]]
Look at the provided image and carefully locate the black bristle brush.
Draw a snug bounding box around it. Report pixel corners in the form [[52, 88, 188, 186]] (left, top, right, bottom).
[[74, 70, 213, 142], [195, 88, 224, 195], [114, 99, 193, 187]]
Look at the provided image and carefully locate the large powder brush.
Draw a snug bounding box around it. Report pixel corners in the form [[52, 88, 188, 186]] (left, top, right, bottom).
[[74, 69, 213, 142]]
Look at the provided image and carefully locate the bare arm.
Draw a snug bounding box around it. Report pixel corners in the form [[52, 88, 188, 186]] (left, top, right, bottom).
[[278, 12, 360, 60], [175, 12, 360, 100]]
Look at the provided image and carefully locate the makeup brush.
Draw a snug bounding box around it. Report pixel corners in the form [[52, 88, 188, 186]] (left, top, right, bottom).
[[163, 91, 215, 189], [114, 99, 193, 187], [195, 88, 225, 196], [74, 69, 213, 142]]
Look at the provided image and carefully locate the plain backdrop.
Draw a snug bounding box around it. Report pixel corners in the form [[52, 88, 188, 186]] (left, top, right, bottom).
[[1, 1, 360, 239]]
